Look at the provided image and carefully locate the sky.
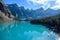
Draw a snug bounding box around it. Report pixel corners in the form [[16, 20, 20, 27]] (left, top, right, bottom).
[[3, 0, 60, 10]]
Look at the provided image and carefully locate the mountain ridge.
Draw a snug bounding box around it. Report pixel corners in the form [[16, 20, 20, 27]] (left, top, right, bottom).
[[0, 0, 14, 23], [7, 4, 60, 21]]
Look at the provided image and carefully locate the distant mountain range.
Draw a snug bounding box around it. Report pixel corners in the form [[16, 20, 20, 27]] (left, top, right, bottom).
[[7, 4, 60, 20]]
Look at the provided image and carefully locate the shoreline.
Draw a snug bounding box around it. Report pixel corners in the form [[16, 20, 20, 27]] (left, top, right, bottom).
[[30, 22, 60, 35]]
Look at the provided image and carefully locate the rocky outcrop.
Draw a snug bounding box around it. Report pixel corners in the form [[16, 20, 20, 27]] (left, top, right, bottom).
[[0, 0, 14, 22]]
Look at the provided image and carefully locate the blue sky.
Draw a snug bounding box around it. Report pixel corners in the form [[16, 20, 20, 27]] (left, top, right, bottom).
[[3, 0, 60, 10]]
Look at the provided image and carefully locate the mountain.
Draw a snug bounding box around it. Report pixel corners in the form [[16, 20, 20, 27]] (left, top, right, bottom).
[[7, 4, 26, 19], [7, 4, 32, 20], [19, 6, 31, 18], [44, 8, 60, 16], [31, 8, 60, 18], [7, 4, 21, 18], [30, 14, 60, 34], [7, 4, 45, 19], [0, 0, 14, 23], [31, 8, 44, 18], [7, 4, 60, 20]]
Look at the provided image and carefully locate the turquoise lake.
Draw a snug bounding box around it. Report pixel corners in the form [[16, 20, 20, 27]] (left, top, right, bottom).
[[0, 21, 58, 40]]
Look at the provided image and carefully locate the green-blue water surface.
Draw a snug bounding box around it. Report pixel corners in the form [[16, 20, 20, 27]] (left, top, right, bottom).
[[0, 21, 58, 40]]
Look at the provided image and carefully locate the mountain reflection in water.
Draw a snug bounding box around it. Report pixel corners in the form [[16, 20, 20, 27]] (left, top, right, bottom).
[[0, 21, 59, 40]]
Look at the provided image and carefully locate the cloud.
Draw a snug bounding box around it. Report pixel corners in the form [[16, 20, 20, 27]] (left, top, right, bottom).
[[51, 5, 60, 10], [56, 0, 60, 4], [27, 0, 60, 10], [51, 0, 60, 10], [27, 0, 55, 4]]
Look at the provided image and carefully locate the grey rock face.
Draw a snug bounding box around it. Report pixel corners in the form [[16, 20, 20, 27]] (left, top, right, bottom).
[[0, 0, 14, 22]]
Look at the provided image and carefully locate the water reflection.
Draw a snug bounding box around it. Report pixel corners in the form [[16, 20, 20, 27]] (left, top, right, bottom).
[[24, 31, 58, 40], [0, 21, 59, 40]]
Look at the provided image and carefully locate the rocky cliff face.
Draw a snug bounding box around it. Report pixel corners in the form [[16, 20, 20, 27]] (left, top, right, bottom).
[[0, 0, 14, 22]]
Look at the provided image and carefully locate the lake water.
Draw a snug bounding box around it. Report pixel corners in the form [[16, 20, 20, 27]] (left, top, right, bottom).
[[0, 21, 58, 40]]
